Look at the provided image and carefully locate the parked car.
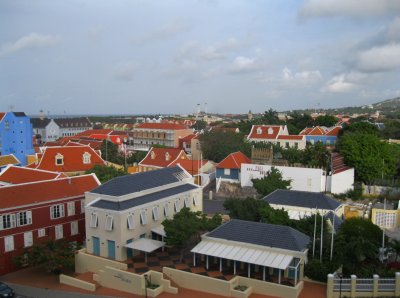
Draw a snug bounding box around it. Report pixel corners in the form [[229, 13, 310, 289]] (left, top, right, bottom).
[[0, 282, 14, 298]]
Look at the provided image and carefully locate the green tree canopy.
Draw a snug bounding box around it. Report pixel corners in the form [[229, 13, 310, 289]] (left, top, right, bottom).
[[162, 208, 222, 247], [191, 120, 207, 131], [340, 122, 379, 137], [314, 115, 338, 127], [14, 240, 80, 274], [262, 109, 282, 125], [337, 132, 399, 186], [199, 130, 251, 162], [85, 164, 127, 183], [334, 217, 382, 273], [251, 167, 292, 196]]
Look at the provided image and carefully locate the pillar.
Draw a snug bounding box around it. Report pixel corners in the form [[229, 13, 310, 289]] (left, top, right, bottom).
[[234, 261, 236, 275], [326, 274, 334, 298], [248, 263, 251, 278], [206, 255, 209, 270], [220, 258, 222, 272], [351, 275, 357, 298], [373, 274, 379, 297], [396, 272, 400, 297], [193, 253, 196, 267], [263, 267, 266, 281]]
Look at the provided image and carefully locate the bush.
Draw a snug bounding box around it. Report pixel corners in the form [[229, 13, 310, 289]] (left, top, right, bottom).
[[305, 259, 339, 282], [347, 183, 363, 200]]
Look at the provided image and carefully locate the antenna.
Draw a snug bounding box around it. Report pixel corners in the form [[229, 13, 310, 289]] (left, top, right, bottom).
[[8, 105, 14, 112]]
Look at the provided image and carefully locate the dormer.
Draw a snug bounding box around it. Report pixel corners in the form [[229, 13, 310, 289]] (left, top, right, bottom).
[[267, 127, 273, 135], [150, 151, 156, 160], [55, 153, 64, 166], [83, 152, 91, 164], [165, 152, 170, 161], [256, 127, 262, 134]]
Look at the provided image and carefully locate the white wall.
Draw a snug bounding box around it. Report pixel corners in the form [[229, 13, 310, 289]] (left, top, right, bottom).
[[241, 163, 326, 193], [328, 168, 354, 194]]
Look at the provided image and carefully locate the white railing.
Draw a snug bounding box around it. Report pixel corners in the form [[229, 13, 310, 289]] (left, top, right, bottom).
[[378, 278, 396, 292], [355, 278, 373, 292], [333, 278, 351, 292]]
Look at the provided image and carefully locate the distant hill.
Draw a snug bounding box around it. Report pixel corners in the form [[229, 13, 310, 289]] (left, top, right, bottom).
[[288, 97, 400, 116]]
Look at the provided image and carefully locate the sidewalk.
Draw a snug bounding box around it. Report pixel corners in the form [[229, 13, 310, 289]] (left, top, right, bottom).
[[1, 266, 327, 298]]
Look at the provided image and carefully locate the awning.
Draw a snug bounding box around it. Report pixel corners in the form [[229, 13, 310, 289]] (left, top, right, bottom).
[[151, 225, 166, 237], [191, 240, 294, 270], [125, 238, 165, 253]]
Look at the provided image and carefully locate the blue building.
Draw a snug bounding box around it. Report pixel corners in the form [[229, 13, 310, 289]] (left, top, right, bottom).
[[0, 112, 34, 166], [216, 151, 251, 182], [299, 126, 341, 146]]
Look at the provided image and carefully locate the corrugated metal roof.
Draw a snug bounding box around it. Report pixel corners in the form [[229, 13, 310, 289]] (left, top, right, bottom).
[[191, 240, 293, 270], [91, 166, 189, 196], [206, 219, 310, 252], [91, 183, 198, 211], [264, 189, 341, 211]]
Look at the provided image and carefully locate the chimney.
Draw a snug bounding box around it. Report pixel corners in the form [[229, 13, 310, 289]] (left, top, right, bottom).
[[165, 152, 170, 161], [39, 109, 45, 120]]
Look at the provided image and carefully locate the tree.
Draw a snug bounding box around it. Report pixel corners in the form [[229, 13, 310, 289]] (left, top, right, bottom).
[[101, 140, 123, 164], [191, 120, 207, 131], [337, 132, 399, 187], [287, 112, 314, 134], [162, 208, 222, 261], [314, 115, 338, 127], [334, 217, 382, 273], [199, 130, 251, 162], [302, 142, 330, 169], [251, 167, 292, 196], [262, 108, 281, 125], [14, 240, 79, 274], [340, 122, 379, 137], [85, 165, 127, 183], [223, 197, 291, 225]]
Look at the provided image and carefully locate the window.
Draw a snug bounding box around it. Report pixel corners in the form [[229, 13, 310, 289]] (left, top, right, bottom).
[[294, 142, 298, 149], [83, 152, 91, 164], [285, 142, 289, 148], [164, 203, 169, 217], [55, 224, 63, 240], [140, 233, 146, 239], [224, 168, 230, 176], [24, 232, 33, 247], [71, 221, 78, 235], [193, 195, 199, 206], [257, 127, 262, 134], [67, 202, 75, 216], [50, 204, 65, 219], [38, 228, 46, 238], [127, 214, 135, 230], [326, 139, 331, 145], [0, 214, 16, 230], [267, 128, 273, 134], [17, 211, 32, 226], [105, 215, 113, 231], [55, 153, 64, 165], [4, 236, 14, 252], [140, 210, 147, 225], [152, 206, 159, 221], [174, 200, 180, 213], [90, 213, 98, 228], [80, 200, 85, 213], [184, 196, 190, 208]]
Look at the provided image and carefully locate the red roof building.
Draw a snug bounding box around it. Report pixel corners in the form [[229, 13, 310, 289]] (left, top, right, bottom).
[[0, 165, 65, 186], [216, 151, 251, 182], [30, 145, 106, 174], [138, 147, 189, 172], [247, 125, 306, 149], [0, 174, 100, 274]]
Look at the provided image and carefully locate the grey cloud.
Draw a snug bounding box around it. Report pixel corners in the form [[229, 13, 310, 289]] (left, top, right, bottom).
[[131, 20, 192, 45], [112, 61, 140, 81], [229, 56, 260, 74], [0, 33, 61, 57], [299, 0, 400, 19], [356, 43, 400, 72]]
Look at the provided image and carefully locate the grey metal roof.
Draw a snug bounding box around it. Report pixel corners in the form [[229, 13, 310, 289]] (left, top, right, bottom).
[[13, 112, 26, 117], [203, 199, 228, 215], [263, 189, 341, 211], [91, 166, 190, 196], [91, 183, 197, 211], [54, 117, 92, 127], [30, 118, 51, 128], [207, 219, 310, 252]]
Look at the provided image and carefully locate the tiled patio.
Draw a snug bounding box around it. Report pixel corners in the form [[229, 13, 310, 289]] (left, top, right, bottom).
[[125, 247, 295, 286]]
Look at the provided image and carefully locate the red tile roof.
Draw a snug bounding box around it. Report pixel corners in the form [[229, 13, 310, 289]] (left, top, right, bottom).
[[247, 125, 284, 140], [136, 123, 189, 130], [0, 112, 5, 122], [168, 159, 208, 175], [326, 126, 341, 136], [276, 135, 305, 140], [0, 175, 100, 209], [216, 151, 251, 169], [0, 166, 65, 184], [33, 146, 106, 173], [299, 128, 313, 135], [76, 129, 113, 137], [180, 134, 197, 141], [299, 126, 327, 136], [139, 147, 189, 168]]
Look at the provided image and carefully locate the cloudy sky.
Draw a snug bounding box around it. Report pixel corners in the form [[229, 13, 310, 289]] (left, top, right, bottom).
[[1, 0, 400, 115]]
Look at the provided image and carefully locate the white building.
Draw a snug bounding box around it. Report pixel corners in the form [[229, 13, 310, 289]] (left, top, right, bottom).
[[84, 166, 202, 261], [241, 162, 354, 195]]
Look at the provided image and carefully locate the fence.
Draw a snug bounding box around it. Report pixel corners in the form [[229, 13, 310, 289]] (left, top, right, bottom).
[[327, 273, 399, 298]]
